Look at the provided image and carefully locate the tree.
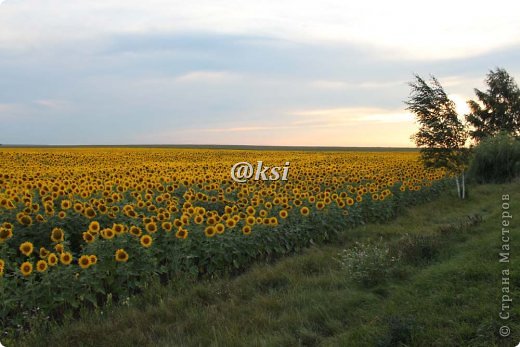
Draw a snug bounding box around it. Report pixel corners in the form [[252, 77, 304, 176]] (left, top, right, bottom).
[[466, 67, 520, 143], [405, 74, 468, 199]]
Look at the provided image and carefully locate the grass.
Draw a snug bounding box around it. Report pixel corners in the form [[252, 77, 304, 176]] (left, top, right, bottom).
[[12, 183, 519, 347]]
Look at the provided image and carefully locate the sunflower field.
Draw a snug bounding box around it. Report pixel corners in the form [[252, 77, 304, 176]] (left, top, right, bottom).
[[0, 148, 449, 333]]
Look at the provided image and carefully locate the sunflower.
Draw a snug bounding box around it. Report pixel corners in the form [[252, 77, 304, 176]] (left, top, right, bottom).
[[279, 209, 288, 219], [58, 211, 67, 219], [47, 253, 58, 266], [112, 223, 125, 235], [51, 227, 65, 243], [215, 223, 225, 234], [316, 201, 325, 210], [204, 226, 216, 238], [36, 260, 48, 273], [89, 255, 98, 265], [78, 255, 91, 269], [19, 241, 34, 256], [161, 221, 173, 232], [242, 225, 252, 235], [115, 249, 129, 263], [55, 243, 64, 253], [300, 206, 310, 216], [193, 215, 204, 225], [101, 228, 115, 240], [73, 202, 84, 213], [175, 228, 188, 239], [145, 222, 157, 234], [0, 227, 13, 242], [129, 226, 142, 237], [88, 221, 100, 233], [225, 218, 236, 228], [84, 207, 97, 219], [98, 204, 108, 214], [83, 232, 95, 243], [39, 247, 50, 258], [20, 261, 33, 276], [0, 259, 5, 276], [60, 200, 72, 210], [140, 234, 153, 248], [60, 252, 73, 265], [246, 216, 256, 225], [18, 214, 33, 226]]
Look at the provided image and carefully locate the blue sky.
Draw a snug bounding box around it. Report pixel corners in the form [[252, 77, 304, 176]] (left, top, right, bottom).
[[1, 0, 519, 146]]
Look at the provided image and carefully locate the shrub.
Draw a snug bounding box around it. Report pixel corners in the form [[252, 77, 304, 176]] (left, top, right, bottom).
[[337, 239, 398, 287], [468, 133, 520, 184]]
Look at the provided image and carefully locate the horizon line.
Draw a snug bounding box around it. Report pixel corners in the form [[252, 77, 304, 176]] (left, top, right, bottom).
[[0, 144, 418, 151]]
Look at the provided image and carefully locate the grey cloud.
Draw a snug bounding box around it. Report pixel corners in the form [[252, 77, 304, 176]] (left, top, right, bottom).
[[0, 31, 519, 144]]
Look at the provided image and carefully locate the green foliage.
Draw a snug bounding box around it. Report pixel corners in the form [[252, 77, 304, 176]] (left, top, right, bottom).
[[466, 68, 520, 143], [0, 180, 447, 337], [337, 239, 398, 287], [13, 183, 520, 347], [405, 74, 468, 174], [468, 132, 520, 183]]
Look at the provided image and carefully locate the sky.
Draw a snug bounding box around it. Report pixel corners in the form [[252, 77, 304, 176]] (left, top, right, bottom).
[[0, 0, 519, 146]]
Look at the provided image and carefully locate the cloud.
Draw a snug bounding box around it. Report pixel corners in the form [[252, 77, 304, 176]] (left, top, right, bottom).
[[289, 107, 414, 125], [1, 0, 520, 59], [174, 71, 240, 83], [0, 13, 519, 146], [32, 99, 70, 110]]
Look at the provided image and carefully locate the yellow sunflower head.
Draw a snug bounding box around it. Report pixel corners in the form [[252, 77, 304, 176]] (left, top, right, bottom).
[[60, 252, 73, 265], [115, 249, 129, 263], [51, 227, 65, 243], [78, 255, 91, 269], [36, 260, 48, 273], [175, 228, 188, 240], [204, 226, 216, 238], [140, 234, 153, 248], [88, 221, 100, 233], [47, 253, 58, 266], [19, 241, 34, 256], [20, 261, 33, 277], [242, 225, 252, 235]]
